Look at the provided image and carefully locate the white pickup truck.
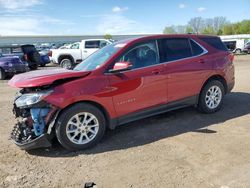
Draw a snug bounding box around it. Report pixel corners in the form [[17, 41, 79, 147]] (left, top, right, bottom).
[[49, 39, 112, 69]]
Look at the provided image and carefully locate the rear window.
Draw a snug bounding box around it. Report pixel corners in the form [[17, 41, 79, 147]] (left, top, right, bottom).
[[190, 40, 204, 56], [199, 37, 228, 51], [160, 38, 192, 61]]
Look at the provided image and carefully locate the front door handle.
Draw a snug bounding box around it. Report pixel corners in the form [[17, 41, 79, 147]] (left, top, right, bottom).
[[152, 69, 160, 75]]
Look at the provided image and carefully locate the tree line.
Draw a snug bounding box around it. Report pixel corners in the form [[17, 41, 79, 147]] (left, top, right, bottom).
[[163, 17, 250, 35]]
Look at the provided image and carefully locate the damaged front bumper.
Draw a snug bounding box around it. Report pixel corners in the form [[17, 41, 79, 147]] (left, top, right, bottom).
[[12, 133, 52, 150], [11, 90, 60, 150]]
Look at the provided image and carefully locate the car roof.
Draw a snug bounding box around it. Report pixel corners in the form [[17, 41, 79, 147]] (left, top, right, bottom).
[[115, 34, 219, 46]]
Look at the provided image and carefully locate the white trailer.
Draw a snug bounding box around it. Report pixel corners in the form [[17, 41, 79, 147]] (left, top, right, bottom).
[[220, 34, 250, 54]]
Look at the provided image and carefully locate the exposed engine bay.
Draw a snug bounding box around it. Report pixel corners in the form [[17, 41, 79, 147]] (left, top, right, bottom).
[[10, 86, 59, 150]]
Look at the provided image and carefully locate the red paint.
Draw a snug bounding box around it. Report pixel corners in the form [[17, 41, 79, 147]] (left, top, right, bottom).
[[9, 34, 235, 120]]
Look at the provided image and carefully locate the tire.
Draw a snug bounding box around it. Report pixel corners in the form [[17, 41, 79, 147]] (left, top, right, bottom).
[[235, 49, 241, 54], [40, 64, 46, 67], [0, 68, 6, 80], [29, 65, 38, 70], [55, 103, 106, 151], [198, 80, 225, 114], [60, 58, 73, 69]]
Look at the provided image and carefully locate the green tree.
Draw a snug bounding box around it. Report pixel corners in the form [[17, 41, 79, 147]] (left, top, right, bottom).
[[163, 26, 176, 34], [238, 20, 250, 34], [188, 17, 203, 34], [222, 24, 234, 35], [104, 33, 112, 40], [185, 26, 194, 33]]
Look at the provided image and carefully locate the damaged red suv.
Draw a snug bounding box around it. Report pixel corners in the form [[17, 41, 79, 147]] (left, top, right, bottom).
[[9, 34, 235, 151]]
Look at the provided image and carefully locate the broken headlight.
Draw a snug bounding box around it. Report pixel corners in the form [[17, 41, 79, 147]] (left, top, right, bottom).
[[15, 90, 53, 108]]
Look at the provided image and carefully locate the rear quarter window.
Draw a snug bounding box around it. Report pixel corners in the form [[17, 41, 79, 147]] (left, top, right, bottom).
[[199, 37, 228, 51], [190, 40, 204, 56]]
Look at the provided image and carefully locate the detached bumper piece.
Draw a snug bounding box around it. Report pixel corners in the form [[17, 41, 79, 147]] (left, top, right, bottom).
[[13, 134, 52, 150], [11, 122, 52, 150]]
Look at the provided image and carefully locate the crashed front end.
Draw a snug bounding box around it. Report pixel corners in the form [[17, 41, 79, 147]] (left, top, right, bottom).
[[11, 86, 60, 150]]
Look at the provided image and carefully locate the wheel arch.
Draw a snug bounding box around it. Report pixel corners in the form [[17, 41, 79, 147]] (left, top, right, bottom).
[[56, 100, 113, 129], [58, 54, 74, 64], [199, 75, 228, 97]]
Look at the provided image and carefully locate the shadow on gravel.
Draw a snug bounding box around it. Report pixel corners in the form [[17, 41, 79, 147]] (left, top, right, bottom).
[[28, 92, 250, 157]]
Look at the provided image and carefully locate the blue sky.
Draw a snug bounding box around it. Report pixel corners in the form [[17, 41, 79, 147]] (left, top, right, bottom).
[[0, 0, 249, 35]]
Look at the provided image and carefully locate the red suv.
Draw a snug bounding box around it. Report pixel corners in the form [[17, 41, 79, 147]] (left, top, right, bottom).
[[9, 34, 235, 151]]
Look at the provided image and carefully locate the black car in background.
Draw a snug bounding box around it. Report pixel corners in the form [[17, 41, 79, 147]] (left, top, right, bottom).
[[0, 45, 46, 70]]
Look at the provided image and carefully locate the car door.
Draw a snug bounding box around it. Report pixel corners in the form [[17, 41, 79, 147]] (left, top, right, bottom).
[[158, 37, 211, 103], [107, 40, 167, 118], [82, 40, 101, 60], [69, 42, 81, 61]]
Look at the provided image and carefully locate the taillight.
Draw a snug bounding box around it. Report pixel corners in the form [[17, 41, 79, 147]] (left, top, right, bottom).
[[229, 53, 234, 62], [24, 54, 28, 61], [48, 51, 52, 57]]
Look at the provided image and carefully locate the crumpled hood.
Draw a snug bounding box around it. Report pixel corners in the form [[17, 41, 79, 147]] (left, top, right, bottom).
[[8, 68, 91, 88]]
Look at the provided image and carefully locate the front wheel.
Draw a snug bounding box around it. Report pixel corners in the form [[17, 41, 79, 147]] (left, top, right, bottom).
[[55, 103, 106, 151], [198, 80, 225, 113]]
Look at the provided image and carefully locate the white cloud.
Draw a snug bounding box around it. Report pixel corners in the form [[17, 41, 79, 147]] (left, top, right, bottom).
[[0, 0, 43, 11], [0, 15, 75, 35], [0, 17, 40, 35], [96, 14, 152, 34], [197, 7, 206, 12], [179, 3, 186, 9], [112, 6, 128, 13]]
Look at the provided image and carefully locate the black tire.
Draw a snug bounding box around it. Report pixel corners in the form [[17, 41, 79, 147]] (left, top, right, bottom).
[[235, 49, 241, 54], [0, 68, 6, 80], [55, 103, 106, 151], [198, 80, 225, 114], [60, 58, 73, 69], [40, 64, 46, 67], [29, 65, 38, 70]]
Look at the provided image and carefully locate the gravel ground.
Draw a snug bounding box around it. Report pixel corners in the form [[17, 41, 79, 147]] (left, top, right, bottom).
[[0, 55, 250, 188]]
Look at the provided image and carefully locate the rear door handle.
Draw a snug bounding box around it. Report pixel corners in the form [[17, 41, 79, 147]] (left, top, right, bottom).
[[152, 69, 160, 75], [198, 59, 205, 63]]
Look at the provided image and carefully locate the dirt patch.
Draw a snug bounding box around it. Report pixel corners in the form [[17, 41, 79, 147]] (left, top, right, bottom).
[[0, 56, 250, 188]]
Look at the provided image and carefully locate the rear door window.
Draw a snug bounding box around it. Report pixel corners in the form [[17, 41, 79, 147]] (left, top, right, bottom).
[[159, 38, 192, 62], [85, 40, 100, 49]]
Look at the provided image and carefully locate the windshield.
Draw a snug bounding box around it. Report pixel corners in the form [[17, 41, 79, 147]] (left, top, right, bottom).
[[74, 43, 123, 71]]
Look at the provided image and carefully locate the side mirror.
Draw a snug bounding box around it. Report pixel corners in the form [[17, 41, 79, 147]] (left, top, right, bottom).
[[109, 61, 132, 73]]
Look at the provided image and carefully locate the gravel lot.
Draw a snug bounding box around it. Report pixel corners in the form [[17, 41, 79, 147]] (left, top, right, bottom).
[[0, 55, 250, 188]]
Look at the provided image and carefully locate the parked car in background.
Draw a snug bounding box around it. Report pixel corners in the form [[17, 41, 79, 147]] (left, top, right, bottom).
[[49, 39, 112, 69], [9, 34, 234, 151], [39, 51, 51, 67], [221, 38, 250, 54], [0, 54, 29, 80], [243, 42, 250, 54], [0, 45, 41, 70]]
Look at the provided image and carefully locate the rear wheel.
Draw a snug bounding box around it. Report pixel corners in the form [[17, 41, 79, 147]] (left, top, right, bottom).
[[29, 65, 38, 70], [198, 80, 225, 113], [55, 103, 106, 151], [60, 58, 73, 69], [0, 68, 6, 80], [235, 49, 241, 54]]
